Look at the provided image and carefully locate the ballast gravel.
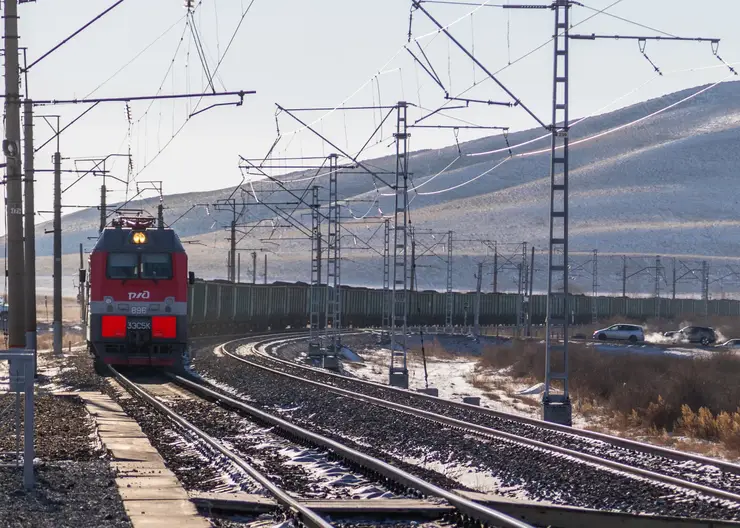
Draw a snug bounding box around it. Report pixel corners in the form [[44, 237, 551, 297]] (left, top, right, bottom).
[[0, 461, 131, 528], [165, 396, 401, 500], [196, 344, 740, 521], [0, 386, 129, 527], [271, 336, 740, 497]]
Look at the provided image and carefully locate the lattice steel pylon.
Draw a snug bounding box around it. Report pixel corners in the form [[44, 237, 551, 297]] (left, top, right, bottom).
[[474, 262, 483, 337], [445, 231, 453, 332], [389, 102, 410, 388], [308, 186, 322, 359], [324, 154, 341, 362], [381, 218, 391, 340], [591, 249, 598, 324], [519, 242, 529, 337], [543, 0, 573, 426]]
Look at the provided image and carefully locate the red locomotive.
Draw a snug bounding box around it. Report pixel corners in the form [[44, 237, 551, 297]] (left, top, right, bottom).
[[82, 216, 194, 374]]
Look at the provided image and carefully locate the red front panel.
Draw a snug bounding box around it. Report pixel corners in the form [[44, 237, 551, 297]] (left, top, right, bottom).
[[152, 316, 177, 338], [101, 315, 126, 338]]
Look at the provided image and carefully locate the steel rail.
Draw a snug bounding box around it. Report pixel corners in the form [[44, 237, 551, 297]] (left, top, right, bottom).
[[235, 331, 740, 478], [171, 372, 534, 528], [219, 337, 740, 505], [109, 367, 334, 528]]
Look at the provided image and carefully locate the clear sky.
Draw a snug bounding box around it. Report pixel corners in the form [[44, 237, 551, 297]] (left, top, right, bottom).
[[2, 0, 738, 234]]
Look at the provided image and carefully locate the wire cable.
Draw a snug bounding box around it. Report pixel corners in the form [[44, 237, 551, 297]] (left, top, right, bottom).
[[412, 0, 628, 127], [84, 13, 188, 99], [409, 74, 733, 198], [576, 4, 677, 38], [415, 157, 510, 195]]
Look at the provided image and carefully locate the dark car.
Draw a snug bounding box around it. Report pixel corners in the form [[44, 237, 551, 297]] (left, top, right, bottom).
[[663, 326, 717, 346]]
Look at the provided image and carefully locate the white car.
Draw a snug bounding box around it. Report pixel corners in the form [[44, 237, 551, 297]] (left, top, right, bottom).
[[719, 339, 740, 348], [593, 324, 645, 343]]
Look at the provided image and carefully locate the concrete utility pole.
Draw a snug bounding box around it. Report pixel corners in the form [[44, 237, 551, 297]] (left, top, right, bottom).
[[251, 251, 257, 284], [492, 250, 498, 294], [702, 260, 709, 317], [622, 256, 627, 298], [591, 249, 598, 324], [445, 230, 453, 332], [237, 253, 241, 283], [528, 246, 535, 336], [23, 100, 37, 360], [5, 0, 26, 353], [516, 263, 523, 338], [79, 244, 85, 322], [53, 152, 62, 356], [263, 254, 267, 284], [654, 255, 662, 319], [474, 262, 482, 336], [99, 181, 106, 233]]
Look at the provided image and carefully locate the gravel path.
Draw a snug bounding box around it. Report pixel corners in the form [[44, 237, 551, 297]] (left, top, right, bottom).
[[196, 344, 740, 520], [267, 335, 740, 496]]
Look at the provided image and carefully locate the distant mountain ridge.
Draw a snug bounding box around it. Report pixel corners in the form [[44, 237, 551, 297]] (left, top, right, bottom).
[[6, 80, 740, 297]]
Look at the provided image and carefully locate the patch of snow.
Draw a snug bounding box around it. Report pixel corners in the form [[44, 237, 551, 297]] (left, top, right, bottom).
[[518, 383, 544, 396], [348, 346, 541, 420], [398, 453, 532, 501], [339, 347, 363, 362]]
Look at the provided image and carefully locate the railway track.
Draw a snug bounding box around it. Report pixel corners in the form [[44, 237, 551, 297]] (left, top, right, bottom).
[[211, 333, 740, 509], [108, 365, 533, 528]]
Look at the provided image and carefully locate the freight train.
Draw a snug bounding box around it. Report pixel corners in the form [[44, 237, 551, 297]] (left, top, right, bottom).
[[82, 216, 195, 373], [187, 280, 740, 337], [80, 214, 739, 366]]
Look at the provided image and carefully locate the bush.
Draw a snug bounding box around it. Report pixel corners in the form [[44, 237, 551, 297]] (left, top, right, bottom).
[[677, 406, 740, 451], [479, 340, 740, 452]]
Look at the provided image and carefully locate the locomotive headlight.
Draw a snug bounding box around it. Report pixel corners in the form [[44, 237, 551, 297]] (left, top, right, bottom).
[[132, 232, 147, 244], [165, 297, 174, 306], [104, 296, 113, 305]]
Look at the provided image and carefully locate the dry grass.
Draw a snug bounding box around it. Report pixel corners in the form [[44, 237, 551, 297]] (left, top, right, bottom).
[[480, 339, 740, 454], [34, 296, 83, 324], [36, 330, 84, 352], [407, 336, 457, 362], [677, 406, 740, 452], [464, 368, 538, 408]]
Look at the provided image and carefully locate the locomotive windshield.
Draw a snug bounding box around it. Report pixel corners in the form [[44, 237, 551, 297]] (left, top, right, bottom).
[[107, 253, 138, 279], [141, 253, 172, 279], [107, 253, 172, 280]]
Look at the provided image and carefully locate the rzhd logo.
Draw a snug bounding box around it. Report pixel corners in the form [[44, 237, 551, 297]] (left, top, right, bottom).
[[128, 291, 151, 301]]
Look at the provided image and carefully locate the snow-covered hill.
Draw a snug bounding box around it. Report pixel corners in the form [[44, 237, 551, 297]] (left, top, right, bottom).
[[7, 80, 740, 297]]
